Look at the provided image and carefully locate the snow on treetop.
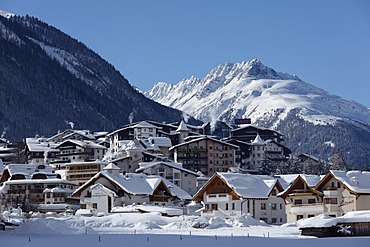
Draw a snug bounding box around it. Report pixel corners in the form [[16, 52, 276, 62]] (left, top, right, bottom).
[[0, 10, 15, 19]]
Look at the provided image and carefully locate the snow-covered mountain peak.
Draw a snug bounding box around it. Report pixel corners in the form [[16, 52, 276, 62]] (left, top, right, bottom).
[[146, 59, 370, 128]]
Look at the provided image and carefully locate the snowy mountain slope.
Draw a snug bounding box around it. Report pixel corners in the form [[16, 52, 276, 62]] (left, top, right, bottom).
[[146, 59, 370, 167], [0, 13, 185, 140], [147, 59, 370, 128]]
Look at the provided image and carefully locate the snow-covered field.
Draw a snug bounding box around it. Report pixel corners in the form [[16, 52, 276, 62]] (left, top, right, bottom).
[[1, 213, 369, 247]]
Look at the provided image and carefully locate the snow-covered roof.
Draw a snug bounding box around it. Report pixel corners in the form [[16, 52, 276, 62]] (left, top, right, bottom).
[[103, 163, 120, 171], [62, 130, 96, 141], [324, 170, 370, 194], [132, 121, 159, 129], [147, 137, 172, 147], [2, 164, 55, 178], [74, 172, 191, 200], [231, 124, 283, 136], [136, 161, 201, 177], [299, 210, 370, 229], [26, 138, 59, 152], [118, 139, 145, 151], [277, 174, 321, 187], [169, 136, 239, 150], [176, 120, 189, 132], [56, 139, 106, 150], [217, 173, 280, 198], [251, 133, 265, 145]]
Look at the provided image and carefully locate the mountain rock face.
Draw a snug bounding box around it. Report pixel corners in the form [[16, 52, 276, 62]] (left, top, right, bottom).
[[0, 12, 184, 141], [146, 59, 370, 168]]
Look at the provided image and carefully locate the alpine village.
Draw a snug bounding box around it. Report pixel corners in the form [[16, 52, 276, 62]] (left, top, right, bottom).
[[1, 12, 370, 238], [1, 119, 370, 237]]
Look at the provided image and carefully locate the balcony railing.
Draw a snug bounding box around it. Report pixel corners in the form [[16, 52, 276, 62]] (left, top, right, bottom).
[[290, 203, 324, 214], [206, 193, 231, 202]]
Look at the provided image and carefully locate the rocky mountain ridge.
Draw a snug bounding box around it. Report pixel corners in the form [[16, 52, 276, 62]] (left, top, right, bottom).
[[146, 59, 370, 167]]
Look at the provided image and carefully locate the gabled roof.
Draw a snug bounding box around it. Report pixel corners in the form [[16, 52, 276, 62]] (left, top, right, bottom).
[[277, 175, 323, 198], [136, 161, 202, 177], [315, 170, 370, 194], [108, 121, 163, 136], [72, 172, 191, 200], [277, 174, 322, 187], [2, 164, 55, 178], [118, 139, 145, 151], [56, 140, 106, 150], [25, 138, 59, 153], [193, 172, 283, 201], [62, 130, 96, 141], [169, 136, 239, 151], [251, 133, 265, 145], [176, 120, 189, 132], [103, 163, 120, 171], [231, 124, 283, 136]]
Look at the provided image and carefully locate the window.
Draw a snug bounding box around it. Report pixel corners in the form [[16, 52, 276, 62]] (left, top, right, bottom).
[[271, 203, 277, 210], [80, 204, 87, 209], [261, 203, 266, 210], [92, 203, 97, 209], [337, 182, 341, 188], [280, 203, 283, 210], [308, 214, 315, 218], [294, 199, 303, 205], [324, 198, 338, 204], [232, 203, 235, 210], [308, 198, 316, 204], [225, 203, 229, 210], [211, 204, 218, 210], [271, 218, 277, 224], [296, 215, 304, 221], [271, 189, 276, 196]]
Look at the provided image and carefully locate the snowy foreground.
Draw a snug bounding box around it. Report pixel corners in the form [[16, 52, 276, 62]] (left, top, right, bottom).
[[1, 213, 369, 247]]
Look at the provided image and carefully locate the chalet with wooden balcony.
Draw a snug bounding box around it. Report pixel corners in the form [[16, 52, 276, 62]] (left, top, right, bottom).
[[24, 138, 60, 165], [60, 160, 108, 185], [51, 139, 106, 168], [193, 172, 286, 224], [277, 174, 323, 223]]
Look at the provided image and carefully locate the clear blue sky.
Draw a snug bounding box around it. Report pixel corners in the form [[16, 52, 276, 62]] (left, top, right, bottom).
[[2, 0, 370, 107]]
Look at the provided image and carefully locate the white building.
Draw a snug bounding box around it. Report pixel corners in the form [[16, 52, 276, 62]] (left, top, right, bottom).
[[135, 160, 203, 196], [193, 172, 286, 224], [72, 164, 192, 215]]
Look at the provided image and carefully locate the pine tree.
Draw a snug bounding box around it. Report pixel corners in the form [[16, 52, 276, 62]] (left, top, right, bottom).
[[329, 149, 348, 171]]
